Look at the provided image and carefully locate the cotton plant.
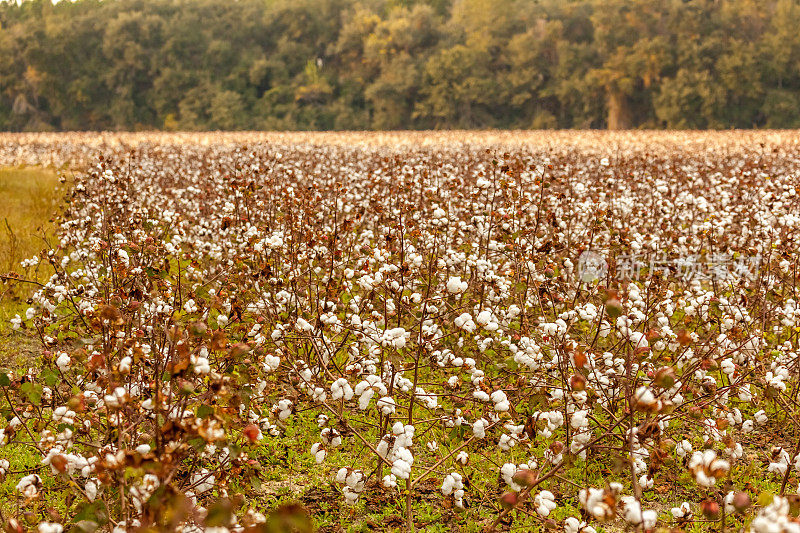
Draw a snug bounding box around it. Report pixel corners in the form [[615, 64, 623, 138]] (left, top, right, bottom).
[[0, 132, 798, 532]]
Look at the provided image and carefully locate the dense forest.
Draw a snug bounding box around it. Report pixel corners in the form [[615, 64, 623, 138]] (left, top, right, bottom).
[[1, 0, 798, 131]]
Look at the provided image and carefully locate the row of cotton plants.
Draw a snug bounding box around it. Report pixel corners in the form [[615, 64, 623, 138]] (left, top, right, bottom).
[[0, 131, 798, 532]]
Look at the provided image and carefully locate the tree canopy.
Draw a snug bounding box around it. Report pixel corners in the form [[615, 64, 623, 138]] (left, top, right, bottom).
[[1, 0, 799, 131]]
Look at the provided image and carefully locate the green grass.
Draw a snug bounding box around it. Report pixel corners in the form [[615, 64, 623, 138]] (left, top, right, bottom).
[[0, 166, 63, 371]]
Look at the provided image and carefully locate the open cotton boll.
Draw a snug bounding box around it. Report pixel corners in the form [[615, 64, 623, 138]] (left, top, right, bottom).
[[571, 410, 588, 429], [310, 443, 326, 464], [671, 501, 692, 520], [620, 496, 657, 529], [382, 327, 409, 349], [628, 331, 649, 350], [331, 378, 354, 401], [491, 390, 510, 412], [564, 517, 596, 533], [473, 418, 489, 438], [391, 449, 414, 479], [377, 396, 396, 415], [534, 490, 557, 517], [55, 352, 71, 371], [447, 276, 468, 294], [454, 312, 476, 332], [441, 472, 465, 507], [263, 354, 280, 372], [295, 317, 314, 333], [500, 463, 520, 491]]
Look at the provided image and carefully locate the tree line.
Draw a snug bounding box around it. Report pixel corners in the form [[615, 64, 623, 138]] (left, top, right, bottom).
[[1, 0, 798, 131]]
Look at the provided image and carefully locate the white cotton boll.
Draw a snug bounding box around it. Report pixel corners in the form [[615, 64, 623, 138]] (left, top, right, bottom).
[[56, 352, 71, 371], [263, 354, 280, 372], [501, 463, 520, 490], [676, 440, 692, 458], [498, 434, 516, 451], [191, 355, 210, 375], [441, 475, 455, 495], [391, 458, 412, 480], [494, 400, 510, 412], [769, 461, 788, 476], [738, 384, 752, 402], [571, 410, 588, 429], [534, 490, 557, 517], [547, 411, 564, 429], [358, 388, 375, 410], [490, 390, 507, 404], [754, 410, 768, 425], [320, 428, 341, 448], [580, 486, 619, 521], [85, 480, 98, 501], [628, 331, 649, 350], [441, 472, 464, 507], [641, 510, 657, 529], [118, 356, 132, 374], [564, 517, 596, 533], [183, 299, 198, 313], [695, 470, 715, 487], [331, 378, 354, 401], [473, 418, 489, 438], [311, 387, 327, 402], [750, 496, 800, 533], [447, 276, 468, 294], [342, 486, 359, 505], [720, 359, 735, 375], [296, 317, 314, 333], [671, 501, 692, 519], [620, 496, 657, 529], [476, 310, 493, 327], [38, 524, 64, 533], [634, 386, 656, 407], [377, 396, 396, 415], [276, 399, 293, 420], [191, 469, 214, 494], [310, 443, 326, 464], [345, 471, 364, 490], [473, 389, 490, 402], [454, 312, 476, 332], [135, 444, 151, 455], [724, 491, 736, 514], [383, 474, 397, 489], [491, 390, 510, 412]]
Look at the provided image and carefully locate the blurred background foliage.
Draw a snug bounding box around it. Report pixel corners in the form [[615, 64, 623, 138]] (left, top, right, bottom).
[[1, 0, 798, 130]]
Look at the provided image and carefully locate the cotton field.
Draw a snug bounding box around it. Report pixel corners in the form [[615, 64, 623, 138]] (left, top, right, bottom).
[[0, 131, 799, 532]]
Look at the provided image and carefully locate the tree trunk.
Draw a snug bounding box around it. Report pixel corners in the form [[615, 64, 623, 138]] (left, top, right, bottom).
[[607, 89, 632, 130]]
